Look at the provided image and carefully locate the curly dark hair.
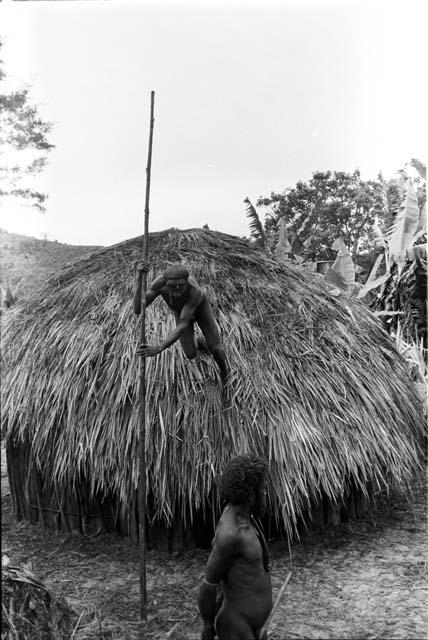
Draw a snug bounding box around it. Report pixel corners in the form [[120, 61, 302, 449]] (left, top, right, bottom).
[[220, 455, 268, 506]]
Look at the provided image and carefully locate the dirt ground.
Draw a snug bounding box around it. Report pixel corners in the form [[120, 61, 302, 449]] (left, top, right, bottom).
[[1, 446, 427, 640]]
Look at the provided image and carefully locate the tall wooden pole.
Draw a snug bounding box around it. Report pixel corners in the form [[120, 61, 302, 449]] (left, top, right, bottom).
[[138, 90, 155, 622]]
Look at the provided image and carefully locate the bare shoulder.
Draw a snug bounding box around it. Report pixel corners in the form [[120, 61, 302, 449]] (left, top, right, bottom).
[[149, 275, 166, 292], [214, 509, 243, 550], [188, 282, 205, 305]]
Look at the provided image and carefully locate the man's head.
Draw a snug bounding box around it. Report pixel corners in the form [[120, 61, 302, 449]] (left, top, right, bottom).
[[163, 263, 190, 296], [220, 455, 268, 516]]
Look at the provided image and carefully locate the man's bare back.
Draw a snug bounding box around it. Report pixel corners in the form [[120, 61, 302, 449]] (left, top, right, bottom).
[[212, 507, 272, 639], [198, 456, 272, 640]]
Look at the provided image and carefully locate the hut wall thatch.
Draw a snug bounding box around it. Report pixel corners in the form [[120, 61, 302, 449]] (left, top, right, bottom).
[[2, 228, 425, 549]]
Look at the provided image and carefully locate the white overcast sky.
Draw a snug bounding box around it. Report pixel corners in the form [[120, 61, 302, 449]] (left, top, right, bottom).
[[0, 0, 427, 246]]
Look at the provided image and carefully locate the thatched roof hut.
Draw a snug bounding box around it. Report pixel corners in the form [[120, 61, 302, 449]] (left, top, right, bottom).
[[1, 228, 425, 549]]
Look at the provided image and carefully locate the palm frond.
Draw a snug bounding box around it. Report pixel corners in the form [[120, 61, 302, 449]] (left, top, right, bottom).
[[416, 202, 426, 234], [385, 180, 421, 264], [328, 239, 355, 291], [275, 218, 292, 260], [410, 158, 426, 180], [244, 197, 266, 247]]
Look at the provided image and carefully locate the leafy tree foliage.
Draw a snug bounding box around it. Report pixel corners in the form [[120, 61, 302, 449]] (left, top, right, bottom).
[[256, 170, 386, 263], [372, 160, 427, 345], [0, 39, 54, 212]]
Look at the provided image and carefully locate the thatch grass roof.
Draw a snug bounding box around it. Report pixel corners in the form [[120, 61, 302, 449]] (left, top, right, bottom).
[[1, 228, 425, 538]]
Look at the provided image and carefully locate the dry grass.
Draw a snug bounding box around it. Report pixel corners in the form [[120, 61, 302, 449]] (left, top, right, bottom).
[[1, 562, 74, 639], [1, 228, 425, 538]]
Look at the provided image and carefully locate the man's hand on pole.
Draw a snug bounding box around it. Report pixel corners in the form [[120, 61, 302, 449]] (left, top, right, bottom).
[[135, 260, 149, 274]]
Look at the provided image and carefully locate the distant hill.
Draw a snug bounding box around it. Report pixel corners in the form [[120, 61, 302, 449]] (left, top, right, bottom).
[[0, 229, 102, 307]]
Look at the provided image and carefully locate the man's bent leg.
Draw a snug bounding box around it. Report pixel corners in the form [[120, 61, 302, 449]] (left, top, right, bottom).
[[215, 603, 257, 640], [196, 301, 228, 383], [210, 346, 228, 385], [174, 314, 197, 359]]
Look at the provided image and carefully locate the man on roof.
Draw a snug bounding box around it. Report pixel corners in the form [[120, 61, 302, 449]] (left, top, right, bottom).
[[134, 262, 228, 384], [198, 455, 272, 640]]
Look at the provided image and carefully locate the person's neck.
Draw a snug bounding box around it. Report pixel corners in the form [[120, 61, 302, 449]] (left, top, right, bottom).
[[229, 503, 251, 520]]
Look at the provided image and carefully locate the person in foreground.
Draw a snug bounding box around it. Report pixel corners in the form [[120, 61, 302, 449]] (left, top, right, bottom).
[[198, 455, 272, 640], [134, 262, 228, 384]]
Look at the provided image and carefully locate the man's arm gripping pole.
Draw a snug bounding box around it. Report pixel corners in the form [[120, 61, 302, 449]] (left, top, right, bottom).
[[138, 90, 155, 622]]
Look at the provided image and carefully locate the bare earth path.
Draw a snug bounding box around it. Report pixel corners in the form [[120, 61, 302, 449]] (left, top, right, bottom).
[[1, 447, 427, 639]]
